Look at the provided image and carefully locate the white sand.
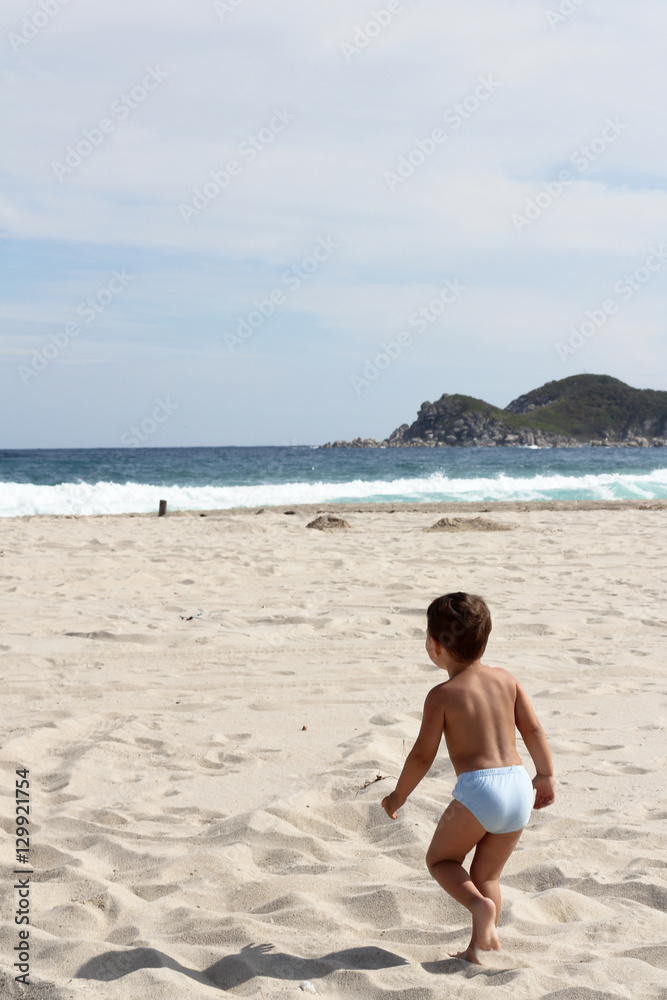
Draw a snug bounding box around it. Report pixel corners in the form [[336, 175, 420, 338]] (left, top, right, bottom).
[[0, 503, 666, 999]]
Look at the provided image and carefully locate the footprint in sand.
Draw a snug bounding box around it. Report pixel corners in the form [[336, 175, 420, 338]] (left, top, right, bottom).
[[549, 740, 623, 754], [64, 631, 154, 644], [511, 887, 615, 925], [200, 749, 243, 769], [134, 737, 167, 751], [618, 944, 667, 970], [369, 713, 401, 726], [508, 623, 554, 636], [591, 761, 650, 776]]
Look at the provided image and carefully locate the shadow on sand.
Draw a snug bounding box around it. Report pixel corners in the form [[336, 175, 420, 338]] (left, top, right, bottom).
[[422, 958, 522, 983], [77, 942, 408, 991]]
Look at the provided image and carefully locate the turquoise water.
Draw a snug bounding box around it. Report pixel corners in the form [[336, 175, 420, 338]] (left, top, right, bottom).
[[1, 446, 666, 516]]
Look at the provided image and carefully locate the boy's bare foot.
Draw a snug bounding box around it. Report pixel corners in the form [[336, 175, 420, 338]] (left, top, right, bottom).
[[448, 897, 499, 964]]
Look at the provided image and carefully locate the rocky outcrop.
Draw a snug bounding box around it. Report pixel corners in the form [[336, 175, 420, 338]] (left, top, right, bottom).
[[323, 438, 385, 449], [382, 397, 580, 448], [323, 396, 583, 448], [322, 375, 667, 448]]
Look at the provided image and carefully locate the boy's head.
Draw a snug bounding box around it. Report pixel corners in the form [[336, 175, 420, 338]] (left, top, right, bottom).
[[426, 592, 492, 665]]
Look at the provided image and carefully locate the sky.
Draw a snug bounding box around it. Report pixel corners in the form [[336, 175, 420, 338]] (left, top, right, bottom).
[[1, 0, 667, 447]]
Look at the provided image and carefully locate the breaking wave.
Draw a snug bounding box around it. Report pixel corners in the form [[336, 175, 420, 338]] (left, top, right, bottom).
[[2, 467, 667, 517]]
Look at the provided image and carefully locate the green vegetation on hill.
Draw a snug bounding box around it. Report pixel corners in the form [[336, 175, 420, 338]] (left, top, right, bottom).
[[500, 375, 667, 439], [414, 376, 667, 441], [324, 375, 667, 448]]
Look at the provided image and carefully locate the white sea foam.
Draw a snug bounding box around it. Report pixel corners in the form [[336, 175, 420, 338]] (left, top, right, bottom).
[[1, 468, 667, 517]]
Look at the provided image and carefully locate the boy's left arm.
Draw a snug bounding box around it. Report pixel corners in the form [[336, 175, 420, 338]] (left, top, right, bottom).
[[382, 686, 445, 819]]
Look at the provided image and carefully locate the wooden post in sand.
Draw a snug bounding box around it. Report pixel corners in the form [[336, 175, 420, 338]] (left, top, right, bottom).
[[158, 500, 167, 517]]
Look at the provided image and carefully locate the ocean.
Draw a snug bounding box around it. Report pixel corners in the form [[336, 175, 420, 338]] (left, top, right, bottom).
[[1, 446, 667, 517]]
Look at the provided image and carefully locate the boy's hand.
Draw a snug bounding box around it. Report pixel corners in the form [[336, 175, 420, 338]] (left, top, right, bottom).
[[382, 791, 406, 820], [532, 774, 555, 810]]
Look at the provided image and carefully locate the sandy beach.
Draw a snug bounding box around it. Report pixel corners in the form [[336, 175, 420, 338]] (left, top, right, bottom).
[[1, 501, 666, 999]]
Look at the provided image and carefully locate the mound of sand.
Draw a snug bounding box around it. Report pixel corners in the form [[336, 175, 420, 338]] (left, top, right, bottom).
[[426, 516, 516, 532], [306, 514, 351, 531]]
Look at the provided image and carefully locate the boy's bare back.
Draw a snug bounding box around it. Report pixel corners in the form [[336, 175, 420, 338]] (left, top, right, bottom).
[[432, 663, 524, 775]]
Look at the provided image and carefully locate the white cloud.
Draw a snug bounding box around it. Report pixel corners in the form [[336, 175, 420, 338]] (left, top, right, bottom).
[[1, 0, 667, 444]]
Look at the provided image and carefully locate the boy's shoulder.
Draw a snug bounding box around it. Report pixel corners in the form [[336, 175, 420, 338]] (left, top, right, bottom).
[[433, 663, 519, 695], [425, 680, 450, 705], [478, 663, 520, 692], [483, 663, 519, 684]]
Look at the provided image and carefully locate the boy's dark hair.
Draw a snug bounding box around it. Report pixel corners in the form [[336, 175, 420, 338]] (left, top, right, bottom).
[[426, 592, 492, 664]]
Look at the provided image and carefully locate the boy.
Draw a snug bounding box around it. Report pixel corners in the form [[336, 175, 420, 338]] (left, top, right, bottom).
[[382, 592, 555, 964]]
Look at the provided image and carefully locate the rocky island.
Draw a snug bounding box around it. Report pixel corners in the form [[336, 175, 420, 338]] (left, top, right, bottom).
[[322, 375, 667, 448]]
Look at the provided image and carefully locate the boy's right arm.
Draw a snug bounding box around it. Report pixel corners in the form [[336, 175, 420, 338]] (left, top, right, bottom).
[[514, 682, 555, 809], [382, 685, 445, 819]]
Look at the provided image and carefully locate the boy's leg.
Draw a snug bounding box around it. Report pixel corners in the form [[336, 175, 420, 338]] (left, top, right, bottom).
[[469, 828, 524, 927], [425, 799, 498, 962]]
